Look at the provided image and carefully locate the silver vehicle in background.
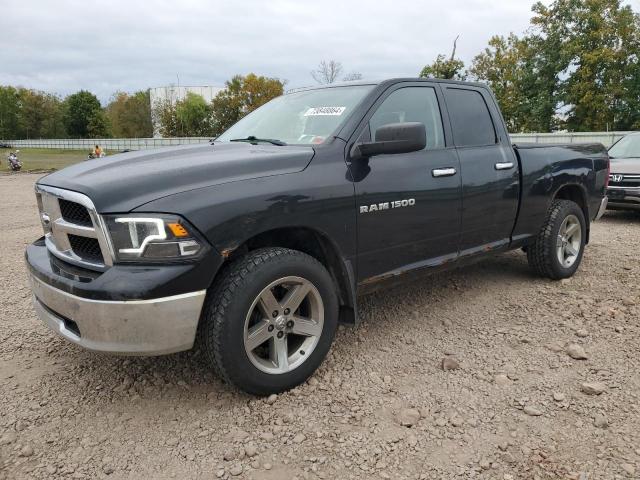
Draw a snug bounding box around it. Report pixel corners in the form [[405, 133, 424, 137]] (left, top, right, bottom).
[[607, 132, 640, 212]]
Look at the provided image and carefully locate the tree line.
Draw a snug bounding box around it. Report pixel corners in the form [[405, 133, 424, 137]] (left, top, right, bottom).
[[0, 87, 154, 140], [420, 0, 640, 132], [0, 73, 286, 140]]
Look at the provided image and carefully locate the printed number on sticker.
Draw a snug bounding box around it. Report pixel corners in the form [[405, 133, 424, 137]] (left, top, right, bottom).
[[304, 106, 346, 116]]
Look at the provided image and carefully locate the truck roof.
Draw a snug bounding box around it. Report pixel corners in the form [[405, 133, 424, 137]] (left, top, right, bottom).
[[286, 77, 489, 94]]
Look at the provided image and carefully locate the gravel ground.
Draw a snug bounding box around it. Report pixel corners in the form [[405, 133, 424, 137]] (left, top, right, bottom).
[[1, 173, 639, 480]]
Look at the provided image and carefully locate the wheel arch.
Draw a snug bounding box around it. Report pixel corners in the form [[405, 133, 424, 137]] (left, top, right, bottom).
[[553, 183, 590, 243], [216, 227, 357, 325]]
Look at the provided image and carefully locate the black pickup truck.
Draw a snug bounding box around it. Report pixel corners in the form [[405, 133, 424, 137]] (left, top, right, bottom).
[[26, 79, 609, 395]]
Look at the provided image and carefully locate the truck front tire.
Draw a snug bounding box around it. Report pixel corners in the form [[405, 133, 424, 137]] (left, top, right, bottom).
[[527, 199, 586, 280], [199, 247, 338, 395]]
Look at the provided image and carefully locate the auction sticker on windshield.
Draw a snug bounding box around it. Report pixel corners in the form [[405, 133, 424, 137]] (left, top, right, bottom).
[[304, 106, 346, 116]]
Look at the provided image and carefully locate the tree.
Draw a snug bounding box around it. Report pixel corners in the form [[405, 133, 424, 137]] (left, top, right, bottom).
[[0, 87, 65, 139], [311, 60, 344, 84], [87, 109, 111, 137], [106, 90, 153, 138], [469, 0, 640, 132], [63, 90, 104, 138], [469, 35, 544, 132], [0, 86, 21, 139], [16, 89, 66, 139], [529, 0, 640, 131], [153, 98, 179, 137], [210, 75, 244, 137], [38, 92, 66, 138], [241, 73, 285, 112], [566, 0, 638, 131], [522, 2, 574, 132], [622, 40, 640, 129], [419, 36, 466, 80], [175, 92, 212, 136], [16, 89, 45, 139], [211, 73, 284, 136], [311, 60, 362, 83]]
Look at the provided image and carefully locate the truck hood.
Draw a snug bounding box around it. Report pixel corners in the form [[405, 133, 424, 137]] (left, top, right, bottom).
[[610, 157, 640, 174], [38, 142, 315, 212]]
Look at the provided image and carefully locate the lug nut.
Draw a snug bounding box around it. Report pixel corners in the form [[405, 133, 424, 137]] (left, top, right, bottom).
[[286, 320, 294, 328], [272, 310, 278, 318], [283, 308, 290, 315], [268, 325, 274, 332], [277, 331, 284, 338]]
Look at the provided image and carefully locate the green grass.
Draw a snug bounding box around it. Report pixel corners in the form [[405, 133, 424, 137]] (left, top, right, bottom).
[[2, 148, 87, 171]]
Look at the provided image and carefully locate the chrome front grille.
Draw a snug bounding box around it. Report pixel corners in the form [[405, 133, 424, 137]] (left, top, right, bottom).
[[68, 235, 104, 263], [59, 199, 93, 226], [609, 173, 640, 189], [35, 184, 114, 271]]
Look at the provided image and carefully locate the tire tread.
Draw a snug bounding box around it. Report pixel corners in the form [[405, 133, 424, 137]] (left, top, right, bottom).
[[200, 247, 327, 389], [527, 199, 584, 280]]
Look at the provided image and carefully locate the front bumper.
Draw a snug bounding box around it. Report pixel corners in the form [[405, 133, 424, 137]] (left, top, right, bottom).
[[26, 238, 220, 355], [30, 275, 205, 355], [594, 196, 608, 220], [606, 188, 640, 211]]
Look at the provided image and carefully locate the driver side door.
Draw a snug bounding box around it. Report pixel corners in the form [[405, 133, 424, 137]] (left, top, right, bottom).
[[348, 83, 462, 282]]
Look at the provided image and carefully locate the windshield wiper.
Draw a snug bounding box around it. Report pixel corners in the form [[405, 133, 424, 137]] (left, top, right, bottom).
[[230, 136, 287, 146]]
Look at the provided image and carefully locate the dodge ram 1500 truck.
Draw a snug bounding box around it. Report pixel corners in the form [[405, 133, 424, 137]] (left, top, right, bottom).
[[26, 79, 609, 395]]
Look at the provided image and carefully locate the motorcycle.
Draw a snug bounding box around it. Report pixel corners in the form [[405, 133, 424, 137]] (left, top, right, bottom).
[[7, 151, 22, 172]]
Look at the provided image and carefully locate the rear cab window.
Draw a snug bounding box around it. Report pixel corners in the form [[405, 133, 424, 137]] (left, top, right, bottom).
[[444, 88, 497, 147]]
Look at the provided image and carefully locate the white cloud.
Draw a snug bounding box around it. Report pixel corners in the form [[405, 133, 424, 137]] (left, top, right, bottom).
[[1, 0, 549, 102]]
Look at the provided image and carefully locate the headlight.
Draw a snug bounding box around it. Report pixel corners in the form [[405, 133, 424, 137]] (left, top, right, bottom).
[[104, 214, 206, 262]]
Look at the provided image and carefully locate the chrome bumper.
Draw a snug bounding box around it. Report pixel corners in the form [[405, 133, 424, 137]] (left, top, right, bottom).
[[29, 274, 206, 355], [607, 200, 640, 211], [606, 188, 640, 211], [594, 196, 608, 220]]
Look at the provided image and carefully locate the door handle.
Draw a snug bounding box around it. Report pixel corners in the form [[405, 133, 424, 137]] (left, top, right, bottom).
[[432, 167, 457, 178], [495, 162, 515, 170]]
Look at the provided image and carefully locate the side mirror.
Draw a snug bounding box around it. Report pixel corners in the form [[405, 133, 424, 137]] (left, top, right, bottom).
[[350, 122, 426, 159]]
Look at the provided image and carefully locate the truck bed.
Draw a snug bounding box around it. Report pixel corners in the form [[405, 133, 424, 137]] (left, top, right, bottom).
[[511, 142, 609, 243]]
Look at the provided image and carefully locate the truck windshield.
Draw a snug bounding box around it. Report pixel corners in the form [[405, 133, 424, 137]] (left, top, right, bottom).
[[609, 134, 640, 159], [217, 85, 375, 146]]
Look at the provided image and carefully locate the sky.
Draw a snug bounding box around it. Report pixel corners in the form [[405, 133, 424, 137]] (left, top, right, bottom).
[[1, 0, 638, 103]]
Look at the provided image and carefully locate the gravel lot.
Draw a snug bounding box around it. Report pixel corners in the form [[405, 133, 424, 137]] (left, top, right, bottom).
[[1, 173, 639, 480]]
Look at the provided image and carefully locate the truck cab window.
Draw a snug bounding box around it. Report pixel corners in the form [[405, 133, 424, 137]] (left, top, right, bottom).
[[445, 88, 497, 147], [369, 87, 445, 150]]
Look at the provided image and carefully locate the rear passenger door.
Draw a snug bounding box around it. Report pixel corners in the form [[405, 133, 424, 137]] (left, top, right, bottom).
[[442, 86, 519, 255]]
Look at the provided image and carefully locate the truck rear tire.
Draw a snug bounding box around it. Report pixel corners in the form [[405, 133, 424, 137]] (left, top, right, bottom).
[[527, 199, 586, 280], [199, 247, 338, 395]]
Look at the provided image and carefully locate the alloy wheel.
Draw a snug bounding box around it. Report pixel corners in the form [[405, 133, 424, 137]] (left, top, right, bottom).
[[243, 276, 324, 374], [556, 214, 582, 268]]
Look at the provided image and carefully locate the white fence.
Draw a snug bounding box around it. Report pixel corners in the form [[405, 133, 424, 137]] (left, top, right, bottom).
[[1, 131, 633, 150], [2, 137, 211, 151], [510, 131, 629, 147]]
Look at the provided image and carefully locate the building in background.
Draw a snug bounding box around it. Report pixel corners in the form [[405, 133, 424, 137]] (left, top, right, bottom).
[[149, 85, 224, 137]]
